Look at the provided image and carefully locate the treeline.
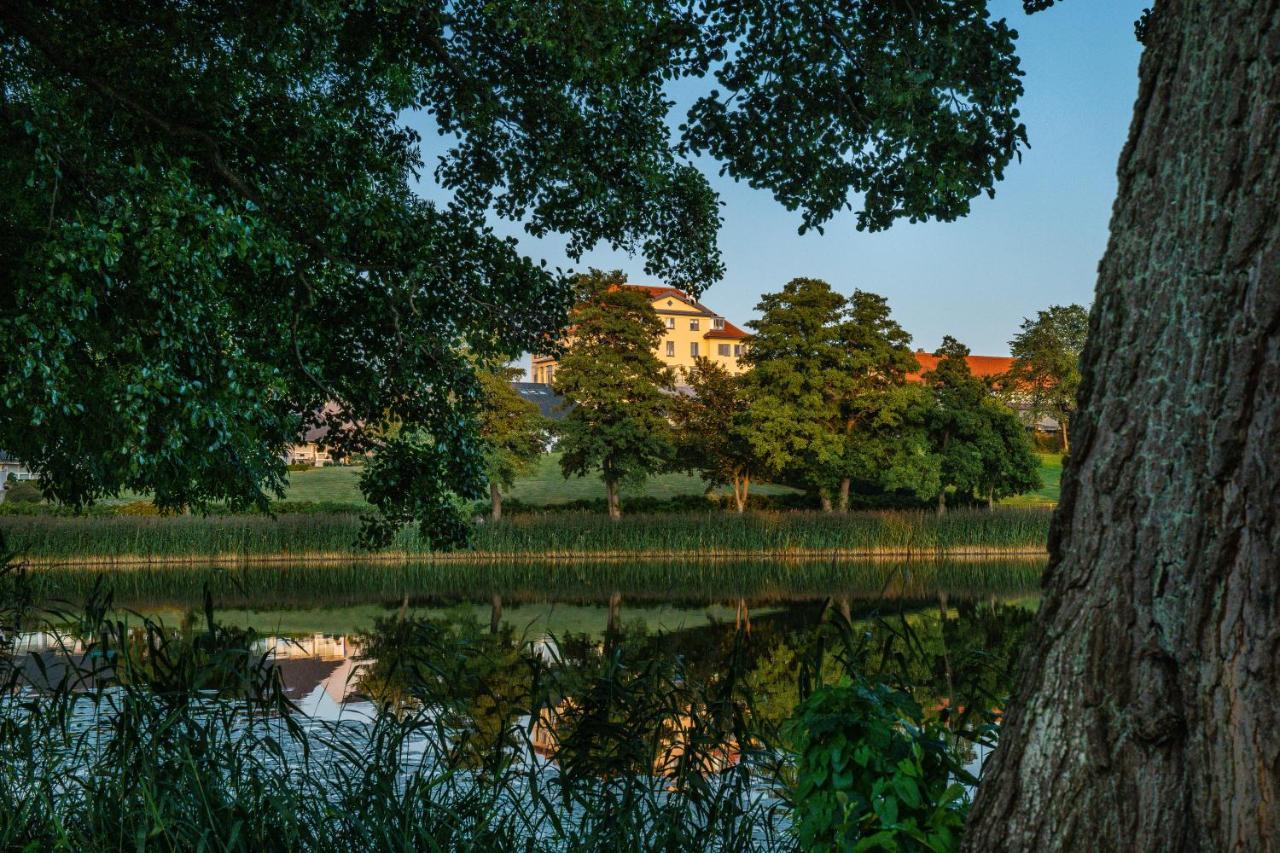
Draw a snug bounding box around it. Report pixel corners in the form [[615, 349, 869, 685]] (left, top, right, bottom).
[[484, 271, 1086, 519]]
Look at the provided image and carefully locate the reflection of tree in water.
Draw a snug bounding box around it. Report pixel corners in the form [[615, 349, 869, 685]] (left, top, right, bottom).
[[350, 595, 1033, 780]]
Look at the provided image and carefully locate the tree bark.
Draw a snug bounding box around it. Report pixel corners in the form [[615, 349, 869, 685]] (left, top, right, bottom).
[[838, 477, 851, 513], [490, 594, 502, 635], [965, 3, 1280, 850], [819, 490, 833, 513], [605, 478, 620, 520], [1059, 412, 1070, 455], [936, 489, 946, 516], [489, 480, 503, 522], [732, 470, 750, 513]]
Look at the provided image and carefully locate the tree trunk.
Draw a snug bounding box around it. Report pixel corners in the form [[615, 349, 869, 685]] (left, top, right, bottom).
[[965, 3, 1280, 850], [936, 489, 946, 516], [605, 478, 620, 520], [837, 477, 851, 513], [732, 471, 750, 513], [489, 480, 503, 521], [819, 490, 833, 513], [987, 486, 995, 511], [605, 591, 622, 652], [490, 594, 502, 635], [1059, 412, 1070, 455]]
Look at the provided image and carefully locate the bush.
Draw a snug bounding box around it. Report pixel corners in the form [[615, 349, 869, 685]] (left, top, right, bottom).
[[788, 677, 971, 851], [2, 480, 42, 504]]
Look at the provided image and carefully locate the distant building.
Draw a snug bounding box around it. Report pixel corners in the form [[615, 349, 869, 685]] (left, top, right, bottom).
[[0, 451, 35, 482], [530, 284, 750, 385], [510, 381, 568, 420]]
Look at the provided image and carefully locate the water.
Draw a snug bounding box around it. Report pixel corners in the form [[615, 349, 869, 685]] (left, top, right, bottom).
[[4, 559, 1042, 849]]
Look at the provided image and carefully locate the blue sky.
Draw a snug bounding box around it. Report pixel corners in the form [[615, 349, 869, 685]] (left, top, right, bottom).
[[409, 1, 1149, 362]]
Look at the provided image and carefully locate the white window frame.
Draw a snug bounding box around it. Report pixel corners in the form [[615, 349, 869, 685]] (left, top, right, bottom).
[[712, 317, 725, 330], [666, 340, 675, 357], [689, 318, 700, 331]]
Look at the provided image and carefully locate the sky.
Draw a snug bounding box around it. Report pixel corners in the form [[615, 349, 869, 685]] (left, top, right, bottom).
[[407, 1, 1150, 364]]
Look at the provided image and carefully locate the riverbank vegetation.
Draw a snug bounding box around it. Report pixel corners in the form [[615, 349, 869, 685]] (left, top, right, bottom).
[[2, 558, 1031, 851], [1, 507, 1051, 565], [24, 557, 1046, 609]]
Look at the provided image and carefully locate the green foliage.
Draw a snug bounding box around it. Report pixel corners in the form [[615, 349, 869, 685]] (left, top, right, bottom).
[[1001, 304, 1090, 449], [925, 338, 1041, 509], [1, 480, 41, 504], [788, 678, 970, 851], [0, 507, 1051, 561], [1, 1, 1032, 546], [830, 292, 940, 505], [740, 278, 848, 489], [670, 358, 758, 510], [478, 364, 547, 491], [555, 271, 675, 514]]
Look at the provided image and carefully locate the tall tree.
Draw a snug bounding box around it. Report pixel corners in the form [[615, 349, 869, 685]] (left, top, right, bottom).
[[830, 290, 923, 511], [554, 271, 673, 519], [923, 338, 990, 515], [669, 357, 757, 512], [972, 396, 1043, 510], [965, 3, 1280, 849], [1001, 304, 1089, 452], [739, 278, 846, 507], [924, 337, 1039, 514], [477, 366, 546, 521]]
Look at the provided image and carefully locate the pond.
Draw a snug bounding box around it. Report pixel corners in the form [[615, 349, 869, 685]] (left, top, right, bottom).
[[2, 558, 1044, 850]]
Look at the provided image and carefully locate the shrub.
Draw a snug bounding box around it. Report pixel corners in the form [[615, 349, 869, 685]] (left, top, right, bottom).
[[788, 677, 971, 851], [2, 480, 42, 504]]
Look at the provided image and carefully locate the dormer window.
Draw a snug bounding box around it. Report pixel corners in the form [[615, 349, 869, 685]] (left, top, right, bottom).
[[712, 317, 725, 330]]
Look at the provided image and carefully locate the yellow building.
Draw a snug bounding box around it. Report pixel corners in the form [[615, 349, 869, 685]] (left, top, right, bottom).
[[530, 284, 750, 384]]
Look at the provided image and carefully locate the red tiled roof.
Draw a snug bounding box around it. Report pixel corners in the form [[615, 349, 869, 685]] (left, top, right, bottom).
[[906, 351, 1014, 383], [704, 320, 750, 340]]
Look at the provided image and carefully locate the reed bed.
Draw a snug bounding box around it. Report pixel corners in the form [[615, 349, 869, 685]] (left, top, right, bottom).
[[1, 508, 1050, 564], [25, 557, 1047, 610]]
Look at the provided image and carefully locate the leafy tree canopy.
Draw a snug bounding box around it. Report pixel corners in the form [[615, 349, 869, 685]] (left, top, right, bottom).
[[740, 278, 848, 489], [1001, 304, 1090, 451], [669, 357, 756, 511], [554, 270, 674, 517], [925, 337, 1039, 509], [0, 0, 1032, 543], [478, 365, 547, 493]]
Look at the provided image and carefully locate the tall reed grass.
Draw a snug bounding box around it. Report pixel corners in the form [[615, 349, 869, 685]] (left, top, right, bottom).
[[25, 557, 1046, 611], [0, 508, 1050, 563]]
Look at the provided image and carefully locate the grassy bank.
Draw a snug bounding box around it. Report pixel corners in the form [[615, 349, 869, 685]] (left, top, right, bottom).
[[1, 507, 1051, 565]]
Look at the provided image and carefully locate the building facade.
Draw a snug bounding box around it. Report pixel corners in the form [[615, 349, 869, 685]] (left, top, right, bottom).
[[530, 284, 750, 385]]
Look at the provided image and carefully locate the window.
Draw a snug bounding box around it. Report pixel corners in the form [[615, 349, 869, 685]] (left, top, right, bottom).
[[666, 341, 675, 357], [712, 317, 725, 330], [690, 342, 699, 357], [689, 319, 700, 331], [665, 317, 675, 329], [733, 344, 743, 357], [545, 366, 554, 383], [717, 344, 731, 356]]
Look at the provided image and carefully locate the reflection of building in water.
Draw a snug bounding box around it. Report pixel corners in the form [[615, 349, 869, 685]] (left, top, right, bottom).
[[529, 699, 741, 778], [258, 634, 365, 709]]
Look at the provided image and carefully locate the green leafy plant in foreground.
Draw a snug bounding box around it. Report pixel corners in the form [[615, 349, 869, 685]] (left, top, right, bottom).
[[788, 677, 971, 851]]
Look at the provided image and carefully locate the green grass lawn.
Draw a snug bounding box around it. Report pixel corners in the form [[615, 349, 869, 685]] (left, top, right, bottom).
[[82, 451, 1058, 510], [281, 453, 797, 507], [998, 453, 1063, 508]]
